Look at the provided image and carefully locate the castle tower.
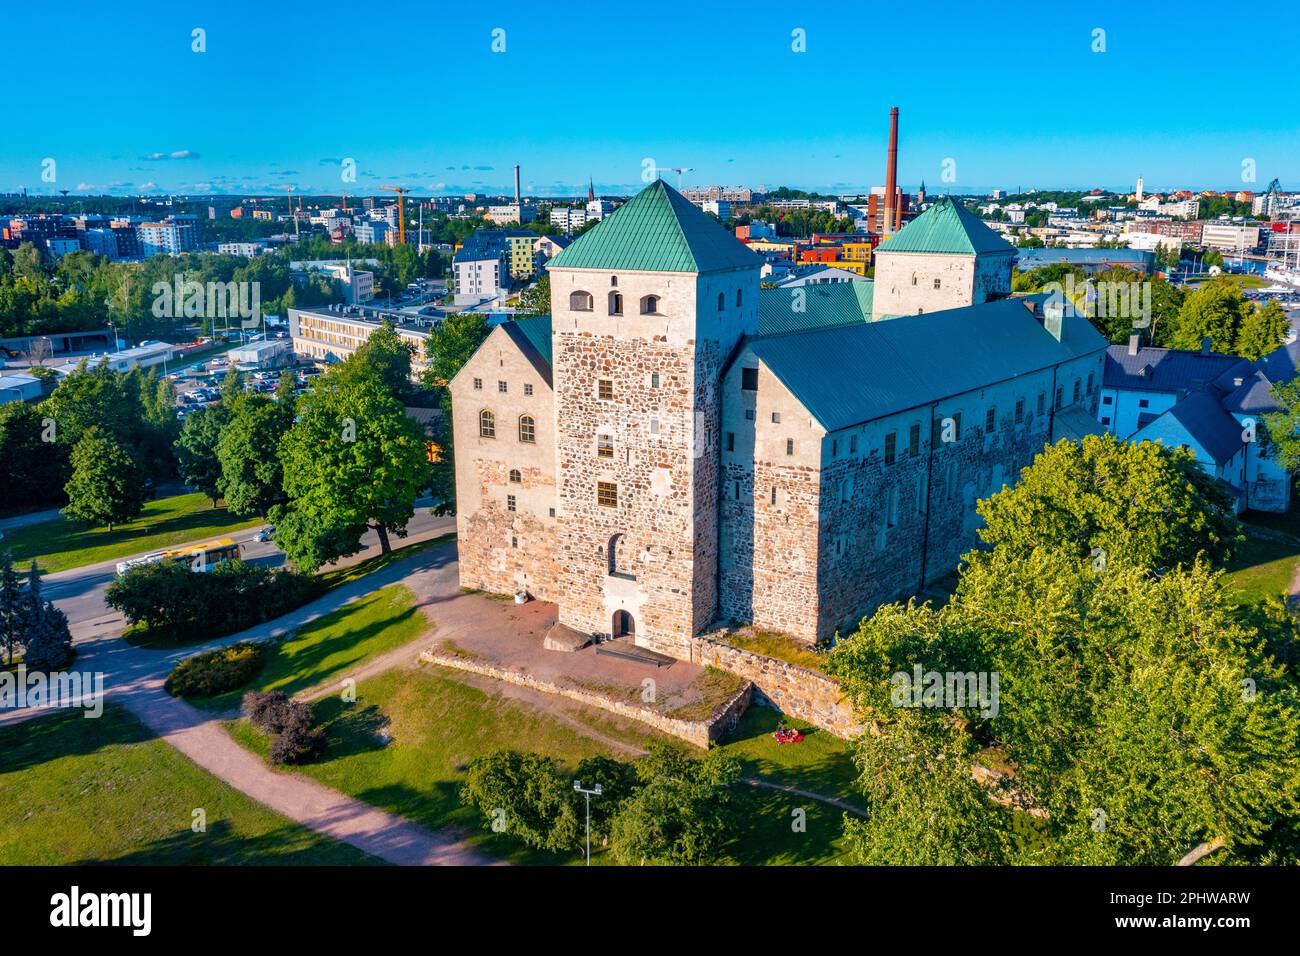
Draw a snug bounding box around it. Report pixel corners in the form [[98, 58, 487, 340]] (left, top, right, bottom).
[[544, 180, 761, 652], [870, 197, 1015, 319]]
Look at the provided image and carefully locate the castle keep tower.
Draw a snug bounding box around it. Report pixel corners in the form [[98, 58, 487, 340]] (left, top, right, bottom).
[[544, 181, 761, 653]]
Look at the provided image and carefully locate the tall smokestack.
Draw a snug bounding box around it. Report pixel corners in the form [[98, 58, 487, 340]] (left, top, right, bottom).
[[882, 107, 899, 236], [514, 165, 521, 207]]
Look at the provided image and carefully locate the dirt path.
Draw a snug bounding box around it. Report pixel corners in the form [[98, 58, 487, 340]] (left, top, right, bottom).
[[743, 777, 868, 817]]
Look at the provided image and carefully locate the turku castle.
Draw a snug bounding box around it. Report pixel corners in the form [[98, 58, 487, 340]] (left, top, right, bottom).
[[450, 180, 1106, 658]]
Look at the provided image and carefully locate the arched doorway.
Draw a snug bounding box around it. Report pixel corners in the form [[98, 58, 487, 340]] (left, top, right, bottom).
[[612, 610, 635, 638]]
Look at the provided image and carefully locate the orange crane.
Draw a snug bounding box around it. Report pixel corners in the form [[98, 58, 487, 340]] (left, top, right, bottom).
[[273, 185, 299, 238], [381, 185, 411, 245]]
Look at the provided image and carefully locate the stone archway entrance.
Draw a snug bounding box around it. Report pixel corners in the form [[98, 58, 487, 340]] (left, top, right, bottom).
[[612, 610, 635, 638]]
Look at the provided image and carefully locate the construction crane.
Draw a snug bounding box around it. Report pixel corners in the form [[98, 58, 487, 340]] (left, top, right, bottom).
[[273, 185, 299, 238], [381, 185, 411, 245], [663, 167, 693, 190]]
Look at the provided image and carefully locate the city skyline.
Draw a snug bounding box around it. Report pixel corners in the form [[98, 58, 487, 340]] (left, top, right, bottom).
[[5, 0, 1299, 197]]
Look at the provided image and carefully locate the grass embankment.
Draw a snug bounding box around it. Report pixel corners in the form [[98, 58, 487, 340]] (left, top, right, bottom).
[[721, 627, 829, 674], [1, 492, 261, 574], [189, 583, 427, 712], [1223, 509, 1300, 607], [0, 705, 376, 865]]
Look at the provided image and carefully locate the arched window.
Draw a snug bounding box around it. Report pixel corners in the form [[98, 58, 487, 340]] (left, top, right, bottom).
[[640, 294, 660, 315], [479, 410, 496, 438], [570, 290, 593, 311], [608, 291, 623, 316], [509, 469, 521, 483], [518, 415, 535, 443], [717, 292, 725, 311], [735, 289, 742, 307], [608, 533, 625, 576], [911, 273, 918, 286]]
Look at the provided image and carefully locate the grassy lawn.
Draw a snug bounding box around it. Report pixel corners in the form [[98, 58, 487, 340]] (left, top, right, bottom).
[[720, 627, 829, 674], [0, 705, 376, 865], [1223, 514, 1300, 607], [317, 532, 455, 590], [227, 661, 855, 865], [0, 491, 262, 573], [190, 583, 427, 711]]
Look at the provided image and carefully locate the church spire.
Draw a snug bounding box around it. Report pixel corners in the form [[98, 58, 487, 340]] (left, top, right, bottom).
[[588, 178, 595, 202]]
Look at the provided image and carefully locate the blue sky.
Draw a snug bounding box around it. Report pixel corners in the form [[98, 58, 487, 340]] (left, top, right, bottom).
[[4, 0, 1298, 197]]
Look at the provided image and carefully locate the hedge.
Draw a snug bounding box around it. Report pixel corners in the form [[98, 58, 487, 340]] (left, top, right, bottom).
[[164, 641, 267, 698]]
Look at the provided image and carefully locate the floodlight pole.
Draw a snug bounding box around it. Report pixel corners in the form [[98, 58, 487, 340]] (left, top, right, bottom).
[[573, 781, 602, 866]]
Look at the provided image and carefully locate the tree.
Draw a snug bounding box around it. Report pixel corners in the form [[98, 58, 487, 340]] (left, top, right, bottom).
[[1263, 379, 1300, 474], [0, 402, 65, 509], [21, 560, 72, 671], [1168, 278, 1249, 353], [174, 406, 226, 506], [976, 434, 1239, 571], [62, 429, 146, 530], [1236, 300, 1288, 361], [275, 361, 429, 570], [352, 319, 413, 400], [517, 275, 550, 316], [217, 393, 288, 517], [0, 553, 23, 665], [608, 745, 742, 866], [459, 750, 581, 851]]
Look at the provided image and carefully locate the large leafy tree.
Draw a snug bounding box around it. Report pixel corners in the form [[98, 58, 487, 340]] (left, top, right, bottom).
[[274, 361, 429, 570], [352, 319, 413, 400], [62, 429, 146, 530], [977, 434, 1239, 571], [1263, 379, 1300, 474], [0, 402, 65, 509], [1168, 278, 1250, 353], [459, 750, 581, 851], [174, 406, 227, 507], [216, 393, 289, 517], [1235, 300, 1288, 361]]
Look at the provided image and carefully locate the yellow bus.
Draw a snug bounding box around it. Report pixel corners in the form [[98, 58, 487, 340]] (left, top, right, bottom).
[[115, 538, 242, 575]]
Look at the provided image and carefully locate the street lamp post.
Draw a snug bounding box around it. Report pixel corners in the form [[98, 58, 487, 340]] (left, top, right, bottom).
[[573, 780, 602, 866]]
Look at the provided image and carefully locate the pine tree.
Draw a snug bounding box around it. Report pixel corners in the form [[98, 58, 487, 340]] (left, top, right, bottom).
[[22, 560, 72, 671], [0, 553, 23, 665]]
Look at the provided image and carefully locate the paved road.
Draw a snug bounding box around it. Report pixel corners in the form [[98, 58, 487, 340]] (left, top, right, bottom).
[[46, 500, 449, 645]]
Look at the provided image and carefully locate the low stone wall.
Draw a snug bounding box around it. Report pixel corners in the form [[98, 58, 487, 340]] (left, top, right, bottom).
[[642, 633, 860, 739], [419, 650, 752, 749]]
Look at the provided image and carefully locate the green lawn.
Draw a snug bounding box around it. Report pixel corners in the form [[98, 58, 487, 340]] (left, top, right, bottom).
[[190, 583, 428, 711], [0, 705, 376, 865], [227, 662, 856, 865], [317, 532, 456, 590], [1223, 520, 1300, 607], [1, 491, 262, 573]]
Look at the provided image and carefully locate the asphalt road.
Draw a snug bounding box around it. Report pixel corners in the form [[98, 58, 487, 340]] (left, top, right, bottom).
[[46, 501, 452, 646]]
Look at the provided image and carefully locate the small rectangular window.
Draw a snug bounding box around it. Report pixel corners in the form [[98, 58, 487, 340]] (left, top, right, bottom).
[[771, 411, 781, 424], [884, 431, 897, 466], [473, 377, 482, 390], [908, 423, 921, 456], [1086, 372, 1095, 395], [985, 407, 996, 433], [933, 278, 941, 289], [850, 435, 858, 454], [745, 409, 755, 421], [597, 481, 617, 508], [524, 383, 533, 396], [1015, 399, 1025, 424], [832, 439, 838, 457], [770, 487, 777, 505], [786, 438, 794, 456], [651, 372, 660, 388], [726, 432, 735, 452], [598, 379, 613, 400], [506, 494, 516, 512], [1056, 386, 1064, 409], [597, 434, 614, 458], [511, 536, 518, 548], [498, 381, 508, 393], [1037, 392, 1046, 416], [1073, 380, 1081, 403], [741, 367, 759, 391]]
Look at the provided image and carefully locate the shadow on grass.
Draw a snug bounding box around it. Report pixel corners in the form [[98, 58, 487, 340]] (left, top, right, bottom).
[[0, 705, 152, 776], [73, 817, 381, 866]]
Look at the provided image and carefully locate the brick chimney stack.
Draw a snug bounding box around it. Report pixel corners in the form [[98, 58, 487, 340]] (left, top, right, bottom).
[[883, 107, 899, 236]]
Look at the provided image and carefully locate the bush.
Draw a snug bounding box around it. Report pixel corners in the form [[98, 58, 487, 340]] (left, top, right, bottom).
[[107, 560, 326, 643], [459, 750, 581, 851], [164, 641, 266, 698], [242, 690, 324, 765]]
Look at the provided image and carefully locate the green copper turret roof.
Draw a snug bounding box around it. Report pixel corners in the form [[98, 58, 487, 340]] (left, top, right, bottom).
[[546, 179, 762, 274], [876, 196, 1014, 256]]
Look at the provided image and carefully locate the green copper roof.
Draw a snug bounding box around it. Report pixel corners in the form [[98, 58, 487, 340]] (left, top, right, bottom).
[[757, 282, 874, 335], [502, 314, 553, 385], [546, 180, 762, 274], [875, 196, 1014, 256]]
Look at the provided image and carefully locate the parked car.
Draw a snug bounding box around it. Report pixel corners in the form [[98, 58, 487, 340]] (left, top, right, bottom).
[[253, 526, 275, 543]]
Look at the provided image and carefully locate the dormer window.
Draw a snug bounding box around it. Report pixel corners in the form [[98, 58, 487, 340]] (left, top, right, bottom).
[[570, 290, 593, 311], [640, 294, 660, 315]]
